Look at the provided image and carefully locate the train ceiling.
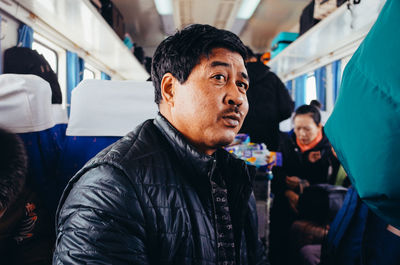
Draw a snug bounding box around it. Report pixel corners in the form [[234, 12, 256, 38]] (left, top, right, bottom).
[[112, 0, 310, 55]]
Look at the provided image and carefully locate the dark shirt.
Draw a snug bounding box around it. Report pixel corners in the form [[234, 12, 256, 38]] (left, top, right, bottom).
[[0, 186, 54, 265], [211, 164, 236, 265]]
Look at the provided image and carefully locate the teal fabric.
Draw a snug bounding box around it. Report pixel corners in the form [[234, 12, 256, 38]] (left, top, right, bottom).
[[325, 0, 400, 229]]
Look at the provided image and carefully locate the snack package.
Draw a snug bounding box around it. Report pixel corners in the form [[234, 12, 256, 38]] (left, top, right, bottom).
[[225, 134, 282, 168]]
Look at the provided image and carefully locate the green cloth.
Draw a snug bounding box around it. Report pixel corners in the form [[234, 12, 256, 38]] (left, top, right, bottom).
[[334, 165, 347, 187], [325, 0, 400, 229]]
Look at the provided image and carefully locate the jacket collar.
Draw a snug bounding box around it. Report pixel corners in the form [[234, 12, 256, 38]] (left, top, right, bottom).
[[153, 113, 254, 187], [154, 113, 214, 179]]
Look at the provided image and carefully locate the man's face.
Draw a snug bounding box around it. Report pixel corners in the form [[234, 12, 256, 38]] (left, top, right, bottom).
[[168, 48, 249, 155]]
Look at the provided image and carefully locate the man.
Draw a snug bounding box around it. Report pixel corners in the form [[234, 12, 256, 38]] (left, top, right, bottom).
[[239, 47, 294, 151], [0, 128, 54, 265], [53, 24, 268, 265]]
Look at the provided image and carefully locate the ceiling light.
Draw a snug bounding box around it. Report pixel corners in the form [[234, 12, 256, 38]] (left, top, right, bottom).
[[237, 0, 261, 19], [154, 0, 173, 15]]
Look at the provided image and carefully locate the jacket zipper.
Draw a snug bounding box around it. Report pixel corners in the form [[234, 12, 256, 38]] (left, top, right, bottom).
[[208, 159, 219, 264]]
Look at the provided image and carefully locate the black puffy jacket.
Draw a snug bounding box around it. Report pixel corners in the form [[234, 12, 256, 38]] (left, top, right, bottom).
[[53, 114, 268, 265]]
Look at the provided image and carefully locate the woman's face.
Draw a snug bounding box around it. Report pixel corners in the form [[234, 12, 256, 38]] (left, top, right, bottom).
[[294, 114, 321, 145]]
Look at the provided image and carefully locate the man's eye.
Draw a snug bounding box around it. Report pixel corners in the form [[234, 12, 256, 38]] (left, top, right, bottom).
[[237, 82, 248, 91], [213, 74, 225, 81]]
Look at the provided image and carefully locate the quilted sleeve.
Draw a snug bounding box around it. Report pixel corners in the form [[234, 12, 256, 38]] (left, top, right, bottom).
[[53, 165, 151, 265]]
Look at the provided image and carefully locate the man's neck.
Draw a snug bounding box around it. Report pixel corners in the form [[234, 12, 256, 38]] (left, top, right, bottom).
[[158, 110, 217, 156]]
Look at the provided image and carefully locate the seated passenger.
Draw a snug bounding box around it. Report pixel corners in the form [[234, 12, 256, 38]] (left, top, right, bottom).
[[269, 104, 340, 265], [277, 105, 340, 210], [309, 99, 329, 126], [0, 128, 54, 265]]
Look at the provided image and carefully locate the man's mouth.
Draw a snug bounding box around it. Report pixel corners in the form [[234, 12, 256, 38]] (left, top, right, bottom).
[[222, 114, 241, 127]]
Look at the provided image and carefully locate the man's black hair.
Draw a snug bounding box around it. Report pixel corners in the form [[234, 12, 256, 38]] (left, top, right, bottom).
[[151, 24, 248, 104], [294, 104, 321, 125], [0, 128, 27, 211], [245, 46, 256, 59]]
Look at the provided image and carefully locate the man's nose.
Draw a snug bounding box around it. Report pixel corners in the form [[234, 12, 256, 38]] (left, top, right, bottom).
[[224, 83, 246, 107]]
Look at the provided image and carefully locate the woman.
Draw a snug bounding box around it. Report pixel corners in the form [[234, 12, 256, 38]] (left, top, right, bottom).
[[269, 104, 340, 265], [278, 104, 339, 210]]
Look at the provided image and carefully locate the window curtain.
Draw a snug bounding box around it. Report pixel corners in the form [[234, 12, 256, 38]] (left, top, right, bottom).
[[332, 60, 342, 104], [295, 75, 307, 109], [17, 23, 34, 48], [314, 66, 327, 110], [101, 72, 111, 80], [66, 51, 84, 115], [285, 80, 293, 98]]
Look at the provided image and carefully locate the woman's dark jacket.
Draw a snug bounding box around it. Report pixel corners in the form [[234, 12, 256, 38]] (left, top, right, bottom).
[[53, 114, 268, 265], [273, 130, 340, 195]]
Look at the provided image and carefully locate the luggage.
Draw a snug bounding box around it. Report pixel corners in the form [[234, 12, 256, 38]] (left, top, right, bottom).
[[299, 1, 321, 36], [90, 0, 102, 12], [100, 0, 125, 40], [314, 0, 349, 20], [320, 188, 400, 265], [298, 184, 348, 225], [3, 46, 62, 104], [270, 32, 298, 58]]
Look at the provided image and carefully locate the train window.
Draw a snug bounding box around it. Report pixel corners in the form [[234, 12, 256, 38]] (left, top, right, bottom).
[[305, 74, 317, 104], [83, 68, 95, 79], [32, 40, 58, 74], [83, 63, 100, 80]]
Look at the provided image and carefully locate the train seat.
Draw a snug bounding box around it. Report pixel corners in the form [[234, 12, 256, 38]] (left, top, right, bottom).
[[58, 79, 157, 190], [0, 74, 61, 214], [51, 104, 68, 150]]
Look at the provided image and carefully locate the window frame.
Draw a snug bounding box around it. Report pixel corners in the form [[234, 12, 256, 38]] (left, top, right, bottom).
[[32, 39, 59, 74]]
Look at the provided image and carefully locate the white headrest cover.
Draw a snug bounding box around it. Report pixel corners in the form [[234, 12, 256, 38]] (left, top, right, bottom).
[[66, 80, 157, 136], [52, 104, 68, 125], [0, 74, 55, 133]]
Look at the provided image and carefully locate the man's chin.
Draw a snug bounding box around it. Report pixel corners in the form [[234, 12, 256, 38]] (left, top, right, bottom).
[[214, 135, 237, 148]]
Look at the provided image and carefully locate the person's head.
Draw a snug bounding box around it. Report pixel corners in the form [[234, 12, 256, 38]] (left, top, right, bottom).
[[293, 105, 322, 145], [0, 128, 27, 217], [310, 99, 322, 110], [245, 46, 257, 62], [152, 24, 249, 155]]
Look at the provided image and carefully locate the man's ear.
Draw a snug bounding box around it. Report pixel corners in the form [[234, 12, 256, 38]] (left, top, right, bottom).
[[161, 73, 176, 107]]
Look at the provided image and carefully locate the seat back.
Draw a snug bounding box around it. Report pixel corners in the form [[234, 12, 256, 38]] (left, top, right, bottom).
[[58, 80, 157, 189], [0, 74, 60, 214], [51, 104, 68, 150]]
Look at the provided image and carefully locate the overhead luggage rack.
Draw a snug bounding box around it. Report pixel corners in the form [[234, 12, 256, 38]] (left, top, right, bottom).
[[268, 0, 385, 82], [0, 0, 149, 80]]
